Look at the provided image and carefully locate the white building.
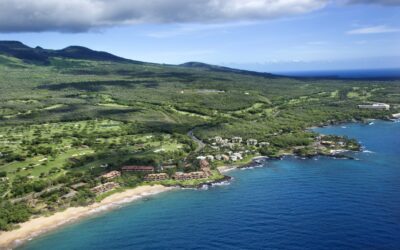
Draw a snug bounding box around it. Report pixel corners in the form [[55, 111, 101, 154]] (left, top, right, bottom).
[[230, 155, 238, 161], [358, 103, 390, 110], [232, 152, 243, 160], [247, 139, 258, 146], [232, 137, 243, 144], [206, 155, 215, 161], [259, 142, 270, 147]]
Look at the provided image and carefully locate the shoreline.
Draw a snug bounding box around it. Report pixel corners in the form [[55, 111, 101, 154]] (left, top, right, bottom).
[[0, 185, 174, 250], [0, 120, 380, 249]]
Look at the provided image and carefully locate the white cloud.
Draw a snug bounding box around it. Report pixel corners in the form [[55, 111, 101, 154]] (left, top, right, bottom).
[[347, 25, 400, 35], [0, 0, 328, 33], [146, 22, 255, 38]]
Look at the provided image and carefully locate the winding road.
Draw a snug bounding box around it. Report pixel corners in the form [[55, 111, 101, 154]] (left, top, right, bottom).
[[187, 129, 205, 153]]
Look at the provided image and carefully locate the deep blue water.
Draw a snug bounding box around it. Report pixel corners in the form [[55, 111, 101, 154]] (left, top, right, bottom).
[[19, 121, 400, 250], [277, 68, 400, 79]]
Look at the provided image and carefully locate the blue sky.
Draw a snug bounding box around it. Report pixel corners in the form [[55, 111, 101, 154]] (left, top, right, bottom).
[[0, 0, 399, 72]]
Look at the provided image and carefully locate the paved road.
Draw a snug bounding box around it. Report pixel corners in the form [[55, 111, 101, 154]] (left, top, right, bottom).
[[187, 129, 205, 153]]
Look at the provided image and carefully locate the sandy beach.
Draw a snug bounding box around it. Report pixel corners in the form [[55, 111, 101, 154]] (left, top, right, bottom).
[[0, 185, 174, 250]]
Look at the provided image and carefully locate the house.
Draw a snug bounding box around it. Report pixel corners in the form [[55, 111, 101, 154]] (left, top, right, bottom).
[[232, 152, 243, 160], [259, 142, 270, 147], [358, 103, 390, 110], [215, 154, 223, 161], [196, 156, 207, 160], [91, 182, 119, 194], [121, 166, 155, 172], [206, 155, 214, 161], [101, 171, 121, 180], [247, 139, 258, 146], [230, 155, 238, 161], [232, 137, 243, 144], [144, 173, 169, 181], [213, 136, 223, 143], [222, 154, 230, 161]]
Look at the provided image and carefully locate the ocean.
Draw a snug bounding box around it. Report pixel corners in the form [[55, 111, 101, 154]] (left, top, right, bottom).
[[276, 68, 400, 79], [19, 121, 400, 250]]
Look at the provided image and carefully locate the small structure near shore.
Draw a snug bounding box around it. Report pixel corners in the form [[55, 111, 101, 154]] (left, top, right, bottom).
[[121, 166, 155, 173]]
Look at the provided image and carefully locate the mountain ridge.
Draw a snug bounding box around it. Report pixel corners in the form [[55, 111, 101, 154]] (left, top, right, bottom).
[[0, 41, 278, 78]]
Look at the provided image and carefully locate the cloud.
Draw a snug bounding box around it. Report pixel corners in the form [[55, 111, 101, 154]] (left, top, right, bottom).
[[0, 0, 328, 33], [347, 25, 400, 34], [346, 0, 400, 5], [146, 22, 255, 38]]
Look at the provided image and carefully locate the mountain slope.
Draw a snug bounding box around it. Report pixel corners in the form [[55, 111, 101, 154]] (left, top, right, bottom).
[[0, 41, 140, 65]]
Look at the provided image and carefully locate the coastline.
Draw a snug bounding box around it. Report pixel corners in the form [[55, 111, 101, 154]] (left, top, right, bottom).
[[0, 185, 174, 250], [0, 121, 384, 250]]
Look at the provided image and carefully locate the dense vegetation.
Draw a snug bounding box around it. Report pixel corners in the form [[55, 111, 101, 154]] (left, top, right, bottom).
[[0, 41, 399, 231]]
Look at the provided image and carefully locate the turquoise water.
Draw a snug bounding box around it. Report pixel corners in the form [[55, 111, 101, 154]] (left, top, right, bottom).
[[19, 121, 400, 250]]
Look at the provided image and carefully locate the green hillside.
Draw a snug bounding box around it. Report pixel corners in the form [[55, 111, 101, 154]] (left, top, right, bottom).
[[0, 41, 399, 231]]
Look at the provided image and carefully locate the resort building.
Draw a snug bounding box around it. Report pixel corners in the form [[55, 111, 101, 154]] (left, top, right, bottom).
[[358, 103, 390, 110], [247, 139, 258, 146], [232, 137, 243, 144], [213, 136, 223, 144], [259, 142, 270, 147], [173, 171, 207, 180], [196, 156, 207, 160], [232, 152, 243, 160], [121, 166, 155, 172], [91, 182, 119, 194], [144, 173, 169, 181], [101, 170, 121, 180]]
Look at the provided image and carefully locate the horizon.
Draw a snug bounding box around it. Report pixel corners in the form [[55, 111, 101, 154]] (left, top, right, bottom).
[[0, 0, 399, 72]]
